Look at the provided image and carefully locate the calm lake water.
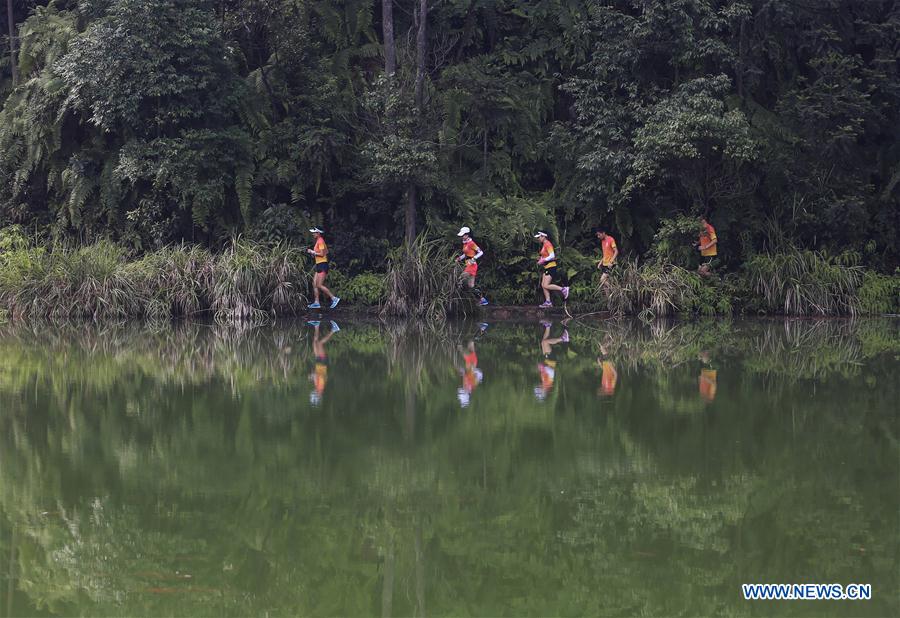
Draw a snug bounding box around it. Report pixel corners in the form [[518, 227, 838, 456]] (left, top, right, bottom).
[[0, 318, 897, 617]]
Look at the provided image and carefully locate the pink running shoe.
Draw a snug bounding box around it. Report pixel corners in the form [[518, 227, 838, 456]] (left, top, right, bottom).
[[539, 300, 553, 308], [562, 286, 570, 300]]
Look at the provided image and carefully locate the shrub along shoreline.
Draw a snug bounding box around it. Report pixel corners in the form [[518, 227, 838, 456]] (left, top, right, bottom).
[[1, 230, 897, 322]]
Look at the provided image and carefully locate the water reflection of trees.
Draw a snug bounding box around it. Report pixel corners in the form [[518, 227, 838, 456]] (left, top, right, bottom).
[[0, 319, 897, 616]]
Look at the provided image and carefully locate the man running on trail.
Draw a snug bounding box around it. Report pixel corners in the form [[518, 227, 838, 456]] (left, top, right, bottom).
[[534, 231, 569, 308], [306, 227, 340, 309], [595, 229, 618, 288], [455, 226, 489, 306], [696, 217, 718, 277]]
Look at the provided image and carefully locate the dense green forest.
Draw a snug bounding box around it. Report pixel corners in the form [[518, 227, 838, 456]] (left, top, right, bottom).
[[1, 0, 899, 314]]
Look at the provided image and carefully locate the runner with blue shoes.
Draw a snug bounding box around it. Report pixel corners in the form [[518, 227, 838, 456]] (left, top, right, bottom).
[[306, 227, 340, 310]]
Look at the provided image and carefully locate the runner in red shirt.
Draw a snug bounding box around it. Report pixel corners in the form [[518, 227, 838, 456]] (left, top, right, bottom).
[[455, 226, 488, 306]]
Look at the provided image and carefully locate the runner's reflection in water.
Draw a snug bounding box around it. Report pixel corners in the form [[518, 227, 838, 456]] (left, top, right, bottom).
[[596, 339, 618, 398], [535, 320, 569, 401], [456, 323, 489, 408], [698, 350, 717, 403], [308, 320, 339, 406]]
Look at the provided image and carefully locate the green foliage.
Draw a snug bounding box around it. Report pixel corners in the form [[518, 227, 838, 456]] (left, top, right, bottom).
[[246, 204, 314, 246], [858, 271, 900, 315], [649, 215, 704, 268], [745, 249, 864, 316], [327, 271, 385, 307], [0, 0, 252, 245]]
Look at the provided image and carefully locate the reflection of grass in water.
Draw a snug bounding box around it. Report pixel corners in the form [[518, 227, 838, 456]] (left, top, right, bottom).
[[582, 318, 894, 383], [0, 319, 894, 402], [743, 319, 864, 381]]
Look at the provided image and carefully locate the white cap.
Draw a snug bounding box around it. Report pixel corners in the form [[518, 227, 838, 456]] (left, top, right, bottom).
[[457, 388, 470, 408], [534, 231, 547, 238], [457, 226, 471, 237], [309, 227, 324, 234]]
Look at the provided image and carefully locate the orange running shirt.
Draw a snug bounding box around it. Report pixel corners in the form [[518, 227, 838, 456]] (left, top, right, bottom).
[[600, 361, 618, 397], [539, 360, 556, 392], [699, 368, 717, 402], [462, 239, 480, 276], [699, 223, 717, 257], [601, 235, 618, 266], [314, 363, 327, 394], [314, 237, 328, 264], [462, 351, 479, 392], [540, 240, 557, 270]]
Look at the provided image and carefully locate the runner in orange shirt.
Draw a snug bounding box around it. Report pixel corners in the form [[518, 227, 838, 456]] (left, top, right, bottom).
[[533, 231, 569, 308], [306, 228, 340, 309], [455, 226, 489, 306], [696, 218, 718, 276], [595, 228, 619, 288]]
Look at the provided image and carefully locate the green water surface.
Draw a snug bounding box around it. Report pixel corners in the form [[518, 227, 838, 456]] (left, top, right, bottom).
[[0, 318, 897, 617]]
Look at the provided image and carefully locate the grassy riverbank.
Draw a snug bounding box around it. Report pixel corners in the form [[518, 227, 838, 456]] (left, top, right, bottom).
[[1, 228, 897, 321]]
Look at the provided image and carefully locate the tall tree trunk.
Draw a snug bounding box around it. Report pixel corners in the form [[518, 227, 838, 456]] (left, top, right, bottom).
[[482, 127, 488, 193], [6, 0, 16, 86], [414, 0, 427, 110], [405, 0, 427, 245], [405, 184, 417, 245], [382, 0, 395, 76]]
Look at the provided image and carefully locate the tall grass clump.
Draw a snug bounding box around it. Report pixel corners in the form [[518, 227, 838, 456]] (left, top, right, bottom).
[[0, 229, 310, 322], [381, 236, 468, 321], [0, 239, 142, 320], [745, 249, 863, 316], [133, 245, 215, 319], [606, 259, 703, 318], [211, 239, 308, 322]]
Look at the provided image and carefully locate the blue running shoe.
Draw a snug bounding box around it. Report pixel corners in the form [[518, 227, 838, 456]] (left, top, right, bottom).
[[307, 302, 321, 309], [330, 297, 341, 309], [479, 297, 489, 306], [330, 321, 340, 332], [306, 320, 321, 327]]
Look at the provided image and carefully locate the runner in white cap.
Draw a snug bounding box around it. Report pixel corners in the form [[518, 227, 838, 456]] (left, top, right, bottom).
[[306, 227, 340, 310], [533, 231, 569, 307], [455, 226, 489, 306]]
